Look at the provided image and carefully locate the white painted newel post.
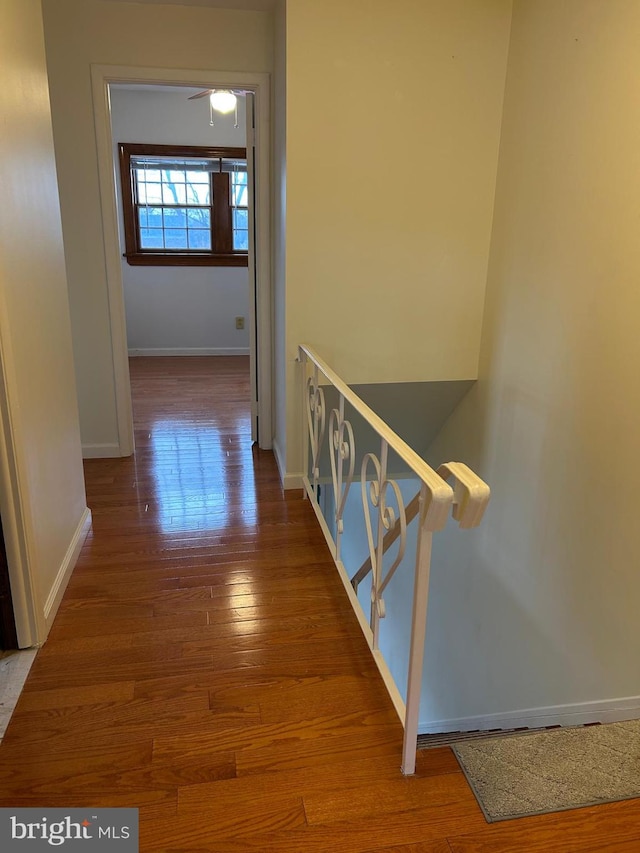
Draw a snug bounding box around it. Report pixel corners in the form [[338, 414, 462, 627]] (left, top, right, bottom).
[[402, 483, 433, 775]]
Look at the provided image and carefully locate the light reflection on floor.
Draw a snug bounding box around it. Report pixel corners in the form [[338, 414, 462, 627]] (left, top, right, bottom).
[[149, 417, 257, 534]]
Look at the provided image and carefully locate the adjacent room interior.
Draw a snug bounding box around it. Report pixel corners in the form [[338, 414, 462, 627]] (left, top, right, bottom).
[[109, 82, 253, 445]]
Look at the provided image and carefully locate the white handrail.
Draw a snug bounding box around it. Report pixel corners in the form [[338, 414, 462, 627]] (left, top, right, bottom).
[[298, 345, 490, 776], [299, 344, 454, 530]]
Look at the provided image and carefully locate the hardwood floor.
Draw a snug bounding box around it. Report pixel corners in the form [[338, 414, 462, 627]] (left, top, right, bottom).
[[0, 355, 638, 851]]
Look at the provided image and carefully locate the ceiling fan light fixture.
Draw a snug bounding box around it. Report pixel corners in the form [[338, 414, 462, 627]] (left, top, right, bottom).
[[209, 90, 237, 114]]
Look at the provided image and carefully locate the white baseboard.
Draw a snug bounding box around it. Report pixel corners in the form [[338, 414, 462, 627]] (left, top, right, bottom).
[[418, 694, 640, 735], [43, 508, 92, 636], [283, 472, 304, 490], [272, 438, 286, 484], [128, 348, 250, 357], [272, 438, 304, 490], [82, 443, 122, 459]]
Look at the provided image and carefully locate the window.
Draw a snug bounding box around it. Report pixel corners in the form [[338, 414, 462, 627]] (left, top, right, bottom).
[[118, 143, 249, 266]]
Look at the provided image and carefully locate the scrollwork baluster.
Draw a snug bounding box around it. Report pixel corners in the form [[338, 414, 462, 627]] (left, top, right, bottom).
[[361, 442, 408, 649], [329, 396, 356, 562], [305, 369, 326, 496]]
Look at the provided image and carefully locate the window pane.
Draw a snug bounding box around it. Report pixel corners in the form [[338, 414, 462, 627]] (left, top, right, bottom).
[[185, 170, 209, 184], [233, 230, 249, 251], [186, 183, 210, 205], [233, 185, 248, 207], [142, 168, 161, 183], [147, 207, 163, 227], [163, 208, 187, 228], [138, 209, 148, 229], [186, 208, 210, 228], [188, 230, 211, 250], [233, 209, 248, 230], [233, 171, 248, 185], [164, 229, 188, 249], [142, 183, 163, 204], [167, 170, 186, 184], [140, 228, 164, 249], [162, 183, 186, 204]]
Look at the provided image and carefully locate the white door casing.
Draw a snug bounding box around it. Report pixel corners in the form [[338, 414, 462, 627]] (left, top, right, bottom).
[[246, 91, 258, 443], [91, 64, 273, 454]]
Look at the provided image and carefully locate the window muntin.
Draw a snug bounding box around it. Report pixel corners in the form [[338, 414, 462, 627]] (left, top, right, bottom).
[[134, 159, 212, 251], [119, 144, 248, 267]]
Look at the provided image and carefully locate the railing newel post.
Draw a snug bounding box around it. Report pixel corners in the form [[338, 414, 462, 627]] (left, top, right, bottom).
[[402, 483, 432, 776]]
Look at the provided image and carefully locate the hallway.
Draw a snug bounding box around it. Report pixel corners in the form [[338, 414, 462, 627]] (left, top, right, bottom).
[[0, 357, 637, 851]]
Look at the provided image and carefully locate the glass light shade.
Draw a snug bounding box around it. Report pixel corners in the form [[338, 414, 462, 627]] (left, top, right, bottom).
[[209, 91, 237, 114]]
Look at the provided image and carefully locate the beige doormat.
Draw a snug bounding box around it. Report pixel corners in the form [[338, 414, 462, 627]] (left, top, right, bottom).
[[453, 719, 640, 822]]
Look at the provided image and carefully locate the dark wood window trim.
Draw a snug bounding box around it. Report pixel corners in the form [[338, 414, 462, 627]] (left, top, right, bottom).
[[118, 142, 248, 267]]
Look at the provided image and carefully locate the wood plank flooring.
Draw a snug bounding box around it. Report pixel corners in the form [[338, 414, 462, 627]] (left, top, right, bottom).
[[0, 355, 638, 851]]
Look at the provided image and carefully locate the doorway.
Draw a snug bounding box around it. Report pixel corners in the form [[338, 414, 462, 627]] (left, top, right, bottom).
[[91, 65, 272, 458], [108, 83, 254, 442]]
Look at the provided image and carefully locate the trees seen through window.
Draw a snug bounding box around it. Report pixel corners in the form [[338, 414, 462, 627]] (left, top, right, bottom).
[[119, 143, 249, 267]]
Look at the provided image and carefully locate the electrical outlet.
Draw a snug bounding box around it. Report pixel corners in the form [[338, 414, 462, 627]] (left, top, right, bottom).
[[235, 316, 245, 330]]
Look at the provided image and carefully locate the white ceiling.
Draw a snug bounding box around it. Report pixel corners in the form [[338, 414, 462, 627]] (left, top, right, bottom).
[[97, 0, 275, 10]]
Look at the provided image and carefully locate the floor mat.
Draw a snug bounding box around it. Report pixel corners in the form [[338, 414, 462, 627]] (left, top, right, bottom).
[[453, 719, 640, 822]]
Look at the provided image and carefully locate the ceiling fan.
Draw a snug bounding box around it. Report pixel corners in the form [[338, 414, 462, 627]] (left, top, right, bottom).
[[189, 88, 248, 127], [189, 88, 248, 107], [188, 88, 248, 100]]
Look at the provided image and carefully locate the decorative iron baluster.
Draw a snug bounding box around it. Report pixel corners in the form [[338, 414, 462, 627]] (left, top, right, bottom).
[[351, 490, 421, 592], [361, 444, 407, 650], [305, 369, 326, 496], [328, 396, 356, 562]]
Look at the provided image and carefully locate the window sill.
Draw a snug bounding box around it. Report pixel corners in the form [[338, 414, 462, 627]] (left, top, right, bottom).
[[123, 253, 248, 268]]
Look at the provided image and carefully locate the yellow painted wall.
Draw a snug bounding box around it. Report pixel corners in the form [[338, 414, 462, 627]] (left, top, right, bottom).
[[282, 0, 513, 474], [0, 0, 87, 644], [424, 0, 640, 724]]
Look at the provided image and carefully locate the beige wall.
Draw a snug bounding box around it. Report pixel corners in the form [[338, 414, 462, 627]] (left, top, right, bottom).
[[424, 0, 640, 726], [0, 0, 88, 645], [41, 0, 274, 455], [281, 0, 513, 476], [42, 0, 511, 475]]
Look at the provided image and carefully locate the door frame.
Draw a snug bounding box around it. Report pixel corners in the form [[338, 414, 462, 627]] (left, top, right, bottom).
[[91, 64, 273, 454]]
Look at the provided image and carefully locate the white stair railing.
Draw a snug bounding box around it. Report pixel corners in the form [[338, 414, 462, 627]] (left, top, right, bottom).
[[298, 345, 490, 775]]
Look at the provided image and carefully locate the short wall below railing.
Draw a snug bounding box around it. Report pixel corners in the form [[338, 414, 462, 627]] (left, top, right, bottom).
[[298, 344, 490, 775]]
